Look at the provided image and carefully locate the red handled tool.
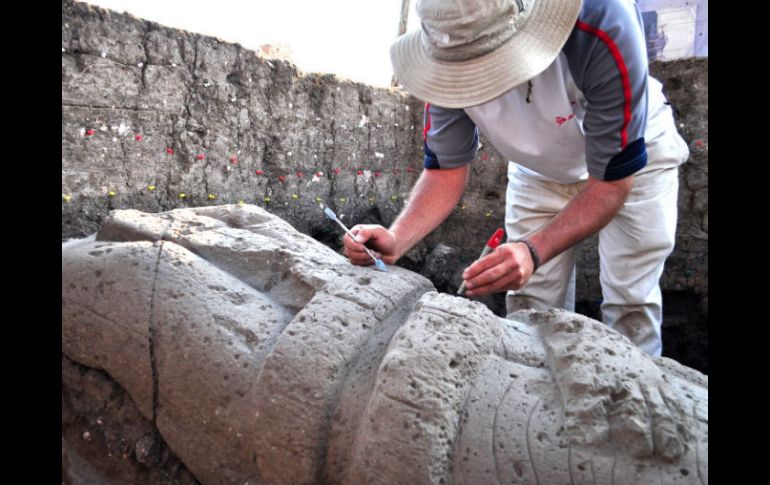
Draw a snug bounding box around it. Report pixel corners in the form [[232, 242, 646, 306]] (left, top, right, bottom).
[[457, 228, 505, 296]]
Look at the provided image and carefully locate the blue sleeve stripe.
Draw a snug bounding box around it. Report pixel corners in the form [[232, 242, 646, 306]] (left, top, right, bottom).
[[604, 137, 647, 180], [424, 140, 441, 169]]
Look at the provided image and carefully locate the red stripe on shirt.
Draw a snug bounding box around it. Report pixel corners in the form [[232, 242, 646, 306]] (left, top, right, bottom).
[[576, 20, 632, 149], [423, 103, 432, 141]]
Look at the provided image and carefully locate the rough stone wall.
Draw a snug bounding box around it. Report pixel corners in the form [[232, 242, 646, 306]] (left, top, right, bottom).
[[61, 1, 707, 370], [61, 0, 513, 263], [62, 0, 417, 237], [650, 59, 708, 305]]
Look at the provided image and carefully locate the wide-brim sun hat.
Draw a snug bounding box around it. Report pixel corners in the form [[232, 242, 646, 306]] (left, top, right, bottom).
[[391, 0, 583, 108]]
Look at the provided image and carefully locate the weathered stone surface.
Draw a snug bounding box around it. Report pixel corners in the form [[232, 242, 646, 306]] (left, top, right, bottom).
[[62, 205, 707, 484]]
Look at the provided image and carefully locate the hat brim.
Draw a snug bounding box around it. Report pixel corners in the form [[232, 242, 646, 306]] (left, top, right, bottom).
[[391, 0, 583, 108]]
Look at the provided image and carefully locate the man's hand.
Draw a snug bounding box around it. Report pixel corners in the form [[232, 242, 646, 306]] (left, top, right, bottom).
[[461, 242, 535, 297], [342, 225, 400, 266], [341, 165, 470, 268], [460, 174, 633, 296]]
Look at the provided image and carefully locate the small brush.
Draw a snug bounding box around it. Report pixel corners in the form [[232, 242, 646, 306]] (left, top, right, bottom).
[[322, 206, 388, 272]]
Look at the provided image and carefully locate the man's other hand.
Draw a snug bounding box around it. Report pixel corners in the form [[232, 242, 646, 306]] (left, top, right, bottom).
[[461, 242, 535, 297]]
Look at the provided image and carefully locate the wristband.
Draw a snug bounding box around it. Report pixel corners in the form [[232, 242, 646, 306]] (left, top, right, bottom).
[[517, 239, 541, 272]]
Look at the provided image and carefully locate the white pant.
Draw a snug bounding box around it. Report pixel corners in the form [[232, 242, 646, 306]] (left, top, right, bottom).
[[504, 135, 688, 356]]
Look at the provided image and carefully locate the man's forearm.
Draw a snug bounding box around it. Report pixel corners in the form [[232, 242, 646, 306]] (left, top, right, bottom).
[[390, 165, 470, 259], [529, 175, 633, 265]]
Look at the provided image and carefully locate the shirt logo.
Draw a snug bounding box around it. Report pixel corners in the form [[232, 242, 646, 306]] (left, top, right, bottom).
[[555, 114, 575, 127]]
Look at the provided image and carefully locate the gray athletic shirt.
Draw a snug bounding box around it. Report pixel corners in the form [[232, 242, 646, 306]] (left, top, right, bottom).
[[423, 0, 678, 183]]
